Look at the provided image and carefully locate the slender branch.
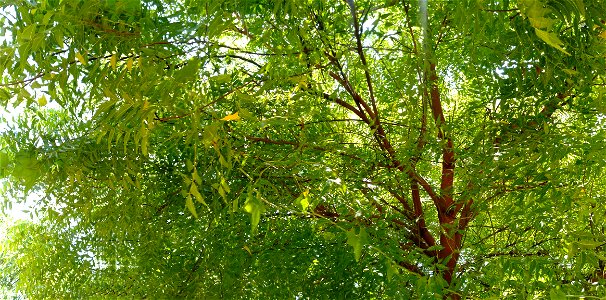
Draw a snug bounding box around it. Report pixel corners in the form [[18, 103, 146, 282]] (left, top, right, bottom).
[[324, 51, 375, 120], [484, 250, 548, 258], [216, 43, 299, 56], [399, 261, 426, 276], [245, 136, 363, 161], [346, 0, 379, 116], [213, 54, 263, 69], [156, 80, 257, 122], [327, 70, 375, 121], [320, 92, 369, 123], [385, 188, 414, 219], [403, 2, 421, 55], [0, 72, 45, 87], [458, 199, 474, 230], [481, 8, 519, 13], [411, 179, 437, 251], [434, 15, 450, 48]]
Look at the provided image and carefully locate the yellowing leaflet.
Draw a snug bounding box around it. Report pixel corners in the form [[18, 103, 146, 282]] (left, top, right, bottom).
[[110, 54, 117, 70], [220, 112, 240, 121], [76, 52, 86, 65], [126, 57, 134, 71]]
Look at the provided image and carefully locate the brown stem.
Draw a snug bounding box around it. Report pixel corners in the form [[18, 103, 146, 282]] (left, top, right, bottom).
[[321, 92, 369, 123], [411, 180, 437, 251], [386, 188, 414, 220], [0, 72, 45, 87], [327, 71, 375, 121]]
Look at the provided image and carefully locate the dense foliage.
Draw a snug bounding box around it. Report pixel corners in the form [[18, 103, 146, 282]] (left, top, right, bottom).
[[1, 0, 606, 298]]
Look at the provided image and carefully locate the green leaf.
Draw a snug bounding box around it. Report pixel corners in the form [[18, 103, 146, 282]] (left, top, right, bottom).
[[192, 169, 202, 185], [174, 58, 199, 81], [297, 189, 310, 211], [529, 17, 556, 29], [0, 152, 10, 176], [220, 177, 230, 193], [20, 25, 36, 40], [534, 28, 571, 55], [185, 195, 198, 218], [244, 190, 266, 234], [519, 0, 551, 18], [426, 245, 445, 252], [549, 288, 567, 300], [140, 124, 149, 156], [190, 183, 207, 206], [346, 227, 369, 262], [53, 30, 64, 48], [386, 260, 399, 281], [211, 74, 231, 84], [577, 240, 604, 249], [42, 11, 53, 25]]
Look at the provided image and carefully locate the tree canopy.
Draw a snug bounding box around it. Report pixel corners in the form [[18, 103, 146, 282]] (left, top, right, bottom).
[[1, 0, 606, 298]]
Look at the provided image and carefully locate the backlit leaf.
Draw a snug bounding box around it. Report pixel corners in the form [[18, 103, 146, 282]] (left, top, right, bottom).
[[244, 190, 266, 234], [76, 52, 86, 65], [346, 227, 369, 262], [220, 112, 240, 121], [535, 28, 571, 55], [185, 195, 198, 218], [110, 54, 117, 70], [126, 57, 134, 71], [190, 183, 206, 206], [37, 95, 47, 107]]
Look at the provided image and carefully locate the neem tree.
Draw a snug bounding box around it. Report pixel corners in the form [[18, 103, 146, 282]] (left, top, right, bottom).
[[1, 0, 606, 298]]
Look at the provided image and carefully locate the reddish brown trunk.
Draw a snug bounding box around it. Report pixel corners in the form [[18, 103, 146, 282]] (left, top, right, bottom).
[[427, 60, 464, 298], [436, 213, 463, 299], [439, 230, 462, 286]]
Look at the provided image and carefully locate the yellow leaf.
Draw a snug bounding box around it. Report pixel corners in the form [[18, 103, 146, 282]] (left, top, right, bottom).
[[75, 52, 86, 65], [126, 57, 134, 71], [220, 112, 240, 121], [599, 31, 606, 39], [110, 54, 117, 70], [37, 95, 47, 106]]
